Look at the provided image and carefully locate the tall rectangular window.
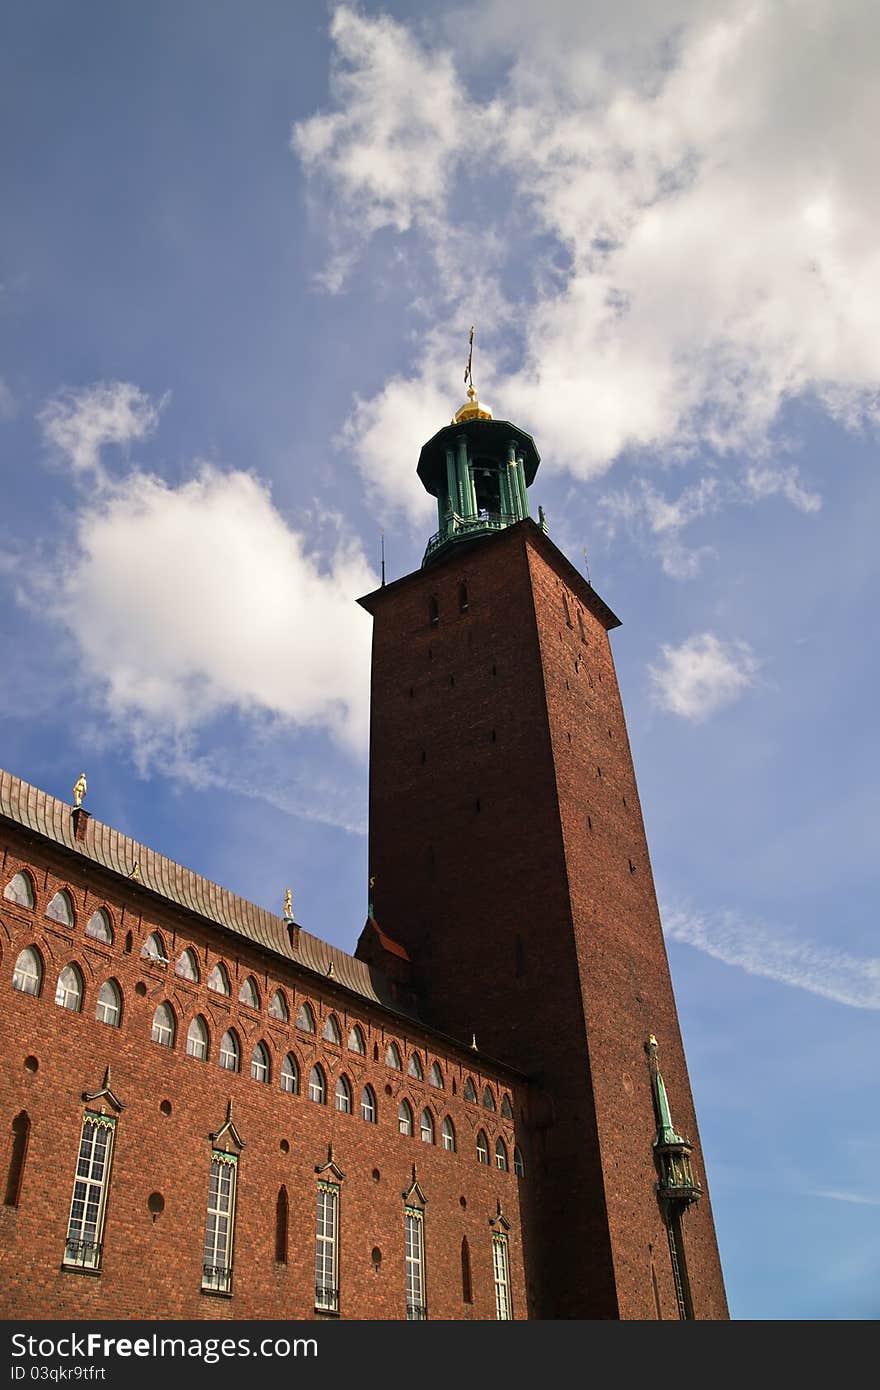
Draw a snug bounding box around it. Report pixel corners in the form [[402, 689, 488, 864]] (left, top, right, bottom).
[[63, 1114, 115, 1270], [202, 1152, 237, 1293], [315, 1182, 339, 1313], [493, 1233, 513, 1320], [405, 1208, 427, 1320]]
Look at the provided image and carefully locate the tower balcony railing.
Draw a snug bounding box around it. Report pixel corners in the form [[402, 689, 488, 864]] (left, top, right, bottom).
[[423, 511, 520, 562]]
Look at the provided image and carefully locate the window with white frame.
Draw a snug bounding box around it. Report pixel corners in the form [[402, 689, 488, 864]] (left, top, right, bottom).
[[308, 1065, 326, 1104], [85, 909, 112, 945], [429, 1062, 444, 1089], [442, 1116, 456, 1152], [493, 1233, 513, 1319], [251, 1043, 270, 1083], [63, 1113, 115, 1270], [495, 1138, 509, 1171], [408, 1052, 423, 1080], [4, 871, 34, 908], [202, 1152, 237, 1293], [361, 1085, 377, 1123], [513, 1146, 525, 1177], [219, 1030, 240, 1073], [385, 1041, 402, 1070], [95, 979, 121, 1027], [187, 1016, 208, 1060], [296, 1000, 315, 1033], [12, 946, 42, 996], [398, 1100, 413, 1136], [315, 1183, 339, 1312], [420, 1109, 435, 1144], [322, 1014, 341, 1044], [405, 1208, 427, 1319], [55, 964, 83, 1012], [207, 963, 230, 995], [141, 932, 167, 964], [175, 948, 198, 981], [238, 976, 259, 1008], [268, 989, 288, 1021], [335, 1075, 352, 1113], [280, 1054, 299, 1094], [151, 1003, 175, 1047], [476, 1130, 489, 1164], [46, 890, 74, 927], [348, 1025, 365, 1054]]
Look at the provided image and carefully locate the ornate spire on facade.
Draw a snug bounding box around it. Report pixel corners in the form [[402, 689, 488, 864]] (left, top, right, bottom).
[[647, 1035, 701, 1207]]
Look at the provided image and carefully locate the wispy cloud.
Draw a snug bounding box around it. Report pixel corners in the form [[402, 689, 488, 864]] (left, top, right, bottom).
[[665, 904, 880, 1011], [649, 632, 759, 719], [810, 1190, 880, 1208], [39, 381, 165, 482]]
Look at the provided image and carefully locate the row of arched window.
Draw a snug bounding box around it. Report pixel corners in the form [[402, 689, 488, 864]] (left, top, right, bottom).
[[5, 872, 513, 1112]]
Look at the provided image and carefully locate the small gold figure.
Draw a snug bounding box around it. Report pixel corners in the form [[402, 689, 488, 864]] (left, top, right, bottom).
[[129, 861, 141, 882], [72, 772, 88, 808], [284, 888, 293, 919], [470, 1033, 478, 1051]]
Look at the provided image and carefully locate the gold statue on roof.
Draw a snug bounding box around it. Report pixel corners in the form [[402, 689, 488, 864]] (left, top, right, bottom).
[[284, 888, 293, 919], [72, 772, 88, 808]]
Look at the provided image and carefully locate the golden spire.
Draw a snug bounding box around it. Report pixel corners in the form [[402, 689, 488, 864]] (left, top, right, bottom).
[[453, 326, 493, 423]]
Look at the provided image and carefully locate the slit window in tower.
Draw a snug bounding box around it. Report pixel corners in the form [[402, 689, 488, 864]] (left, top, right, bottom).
[[429, 597, 439, 628], [458, 581, 469, 612]]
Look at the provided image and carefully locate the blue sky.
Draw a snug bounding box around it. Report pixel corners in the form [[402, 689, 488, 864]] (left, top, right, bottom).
[[2, 1, 878, 1319]]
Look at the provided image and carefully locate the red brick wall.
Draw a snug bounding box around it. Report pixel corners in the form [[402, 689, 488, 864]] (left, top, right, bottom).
[[363, 521, 728, 1319], [0, 834, 526, 1321]]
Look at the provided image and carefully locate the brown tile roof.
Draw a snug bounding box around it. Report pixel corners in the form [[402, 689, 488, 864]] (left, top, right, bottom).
[[0, 767, 414, 1018]]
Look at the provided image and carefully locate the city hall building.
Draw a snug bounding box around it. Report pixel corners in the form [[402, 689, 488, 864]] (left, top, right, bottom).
[[0, 383, 728, 1320]]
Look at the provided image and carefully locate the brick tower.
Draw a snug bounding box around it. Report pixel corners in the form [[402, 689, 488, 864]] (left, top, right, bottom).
[[359, 376, 728, 1319]]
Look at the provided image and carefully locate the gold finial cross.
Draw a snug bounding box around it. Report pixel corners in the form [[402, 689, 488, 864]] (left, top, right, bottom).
[[464, 324, 476, 401]]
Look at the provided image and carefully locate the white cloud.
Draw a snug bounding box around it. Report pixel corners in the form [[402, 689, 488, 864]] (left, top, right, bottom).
[[0, 377, 16, 421], [742, 464, 822, 514], [45, 441, 377, 756], [665, 904, 880, 1011], [39, 381, 164, 480], [295, 2, 880, 506], [649, 631, 758, 719]]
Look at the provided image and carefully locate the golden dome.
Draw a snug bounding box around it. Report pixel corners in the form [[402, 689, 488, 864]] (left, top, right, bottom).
[[452, 385, 493, 424]]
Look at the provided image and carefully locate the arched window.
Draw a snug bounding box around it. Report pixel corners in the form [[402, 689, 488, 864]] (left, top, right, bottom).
[[464, 1077, 477, 1103], [461, 1236, 473, 1304], [151, 1003, 175, 1047], [385, 1041, 402, 1070], [482, 1085, 496, 1111], [141, 932, 167, 964], [46, 890, 74, 927], [175, 948, 199, 981], [360, 1085, 377, 1124], [268, 989, 289, 1021], [85, 909, 112, 945], [420, 1109, 435, 1145], [513, 1146, 525, 1177], [408, 1052, 424, 1080], [219, 1030, 240, 1072], [296, 1000, 315, 1033], [398, 1100, 413, 1136], [476, 1130, 489, 1165], [251, 1043, 270, 1083], [334, 1075, 352, 1113], [4, 1111, 30, 1207], [55, 964, 83, 1012], [442, 1117, 456, 1152], [501, 1093, 514, 1119], [95, 979, 121, 1027], [429, 1062, 444, 1089], [207, 962, 230, 995], [280, 1053, 299, 1094], [239, 976, 260, 1008], [4, 871, 34, 908], [495, 1138, 509, 1172], [12, 947, 42, 996], [322, 1013, 341, 1044], [186, 1016, 208, 1060], [275, 1186, 289, 1264], [308, 1065, 326, 1104], [348, 1024, 366, 1054]]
